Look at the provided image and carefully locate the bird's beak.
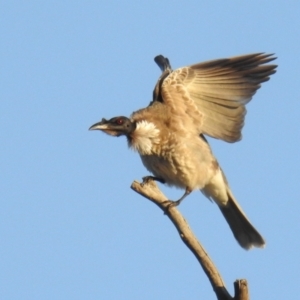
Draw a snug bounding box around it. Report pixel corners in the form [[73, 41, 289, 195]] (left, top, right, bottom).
[[89, 118, 109, 131], [89, 118, 121, 136]]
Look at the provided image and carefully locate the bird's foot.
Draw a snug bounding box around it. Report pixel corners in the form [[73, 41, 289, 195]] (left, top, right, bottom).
[[141, 176, 165, 186], [161, 199, 183, 215], [163, 188, 192, 212], [166, 199, 183, 207]]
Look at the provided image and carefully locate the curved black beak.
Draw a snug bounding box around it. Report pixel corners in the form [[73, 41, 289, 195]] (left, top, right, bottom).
[[89, 118, 108, 131]]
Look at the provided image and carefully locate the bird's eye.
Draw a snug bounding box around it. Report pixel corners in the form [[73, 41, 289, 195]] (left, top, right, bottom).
[[116, 119, 123, 125]]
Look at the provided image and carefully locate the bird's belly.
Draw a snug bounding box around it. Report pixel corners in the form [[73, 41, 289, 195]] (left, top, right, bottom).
[[140, 151, 215, 190]]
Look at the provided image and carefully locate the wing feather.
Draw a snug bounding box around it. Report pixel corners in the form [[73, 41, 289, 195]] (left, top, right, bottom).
[[160, 53, 277, 142]]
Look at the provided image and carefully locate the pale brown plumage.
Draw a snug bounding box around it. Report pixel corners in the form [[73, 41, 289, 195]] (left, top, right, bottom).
[[90, 53, 277, 249], [154, 53, 276, 142]]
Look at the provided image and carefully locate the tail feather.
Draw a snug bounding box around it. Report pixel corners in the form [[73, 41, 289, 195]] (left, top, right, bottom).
[[219, 189, 265, 250]]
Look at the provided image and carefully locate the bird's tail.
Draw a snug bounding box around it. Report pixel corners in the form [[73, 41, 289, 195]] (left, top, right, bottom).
[[218, 188, 265, 250]]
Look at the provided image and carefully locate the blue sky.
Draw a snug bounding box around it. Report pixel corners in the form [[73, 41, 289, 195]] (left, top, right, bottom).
[[1, 1, 299, 299]]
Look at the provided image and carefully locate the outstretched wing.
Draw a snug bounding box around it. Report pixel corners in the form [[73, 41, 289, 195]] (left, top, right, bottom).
[[156, 53, 277, 142]]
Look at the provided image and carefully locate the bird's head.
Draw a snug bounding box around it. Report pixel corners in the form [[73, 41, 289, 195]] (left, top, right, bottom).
[[89, 116, 136, 137]]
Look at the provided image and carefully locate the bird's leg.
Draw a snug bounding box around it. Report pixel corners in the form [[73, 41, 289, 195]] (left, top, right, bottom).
[[167, 187, 192, 208], [142, 176, 166, 186]]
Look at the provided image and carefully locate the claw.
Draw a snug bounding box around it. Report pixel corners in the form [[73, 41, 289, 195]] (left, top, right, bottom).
[[142, 176, 165, 186], [163, 188, 192, 212]]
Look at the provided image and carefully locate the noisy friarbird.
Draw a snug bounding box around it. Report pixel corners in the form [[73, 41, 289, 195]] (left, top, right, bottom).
[[90, 53, 277, 249]]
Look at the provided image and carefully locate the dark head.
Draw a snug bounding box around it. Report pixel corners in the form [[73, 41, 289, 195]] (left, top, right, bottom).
[[89, 116, 136, 137]]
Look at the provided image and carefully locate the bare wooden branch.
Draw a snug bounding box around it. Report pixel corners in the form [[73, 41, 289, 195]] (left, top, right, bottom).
[[234, 280, 249, 300], [131, 179, 249, 300]]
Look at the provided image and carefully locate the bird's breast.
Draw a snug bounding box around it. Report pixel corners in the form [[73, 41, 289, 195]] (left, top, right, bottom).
[[129, 119, 217, 190], [140, 135, 217, 190]]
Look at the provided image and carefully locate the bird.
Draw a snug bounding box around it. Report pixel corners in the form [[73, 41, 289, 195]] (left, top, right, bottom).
[[89, 53, 277, 250]]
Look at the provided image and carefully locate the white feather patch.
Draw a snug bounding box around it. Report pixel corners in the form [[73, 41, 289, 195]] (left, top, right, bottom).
[[129, 121, 160, 155]]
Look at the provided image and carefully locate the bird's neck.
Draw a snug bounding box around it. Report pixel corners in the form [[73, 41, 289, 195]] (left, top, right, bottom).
[[128, 120, 160, 155]]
